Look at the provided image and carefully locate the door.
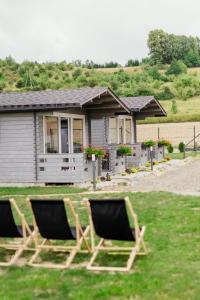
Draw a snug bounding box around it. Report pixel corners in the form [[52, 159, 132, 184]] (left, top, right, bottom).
[[61, 118, 70, 153]]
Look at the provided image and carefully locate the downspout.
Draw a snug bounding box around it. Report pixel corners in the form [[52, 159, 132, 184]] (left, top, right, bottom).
[[34, 112, 38, 182]]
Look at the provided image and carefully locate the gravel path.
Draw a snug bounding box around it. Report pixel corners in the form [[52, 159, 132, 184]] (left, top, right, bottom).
[[131, 158, 200, 195]]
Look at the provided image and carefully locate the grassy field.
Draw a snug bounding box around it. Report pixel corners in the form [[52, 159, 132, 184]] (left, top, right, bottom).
[[0, 189, 200, 299], [167, 151, 200, 160], [139, 96, 200, 124], [0, 186, 86, 196], [97, 66, 200, 124]]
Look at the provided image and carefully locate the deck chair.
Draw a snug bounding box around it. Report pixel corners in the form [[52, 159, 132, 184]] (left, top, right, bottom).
[[85, 197, 147, 272], [0, 198, 34, 266], [27, 198, 91, 269]]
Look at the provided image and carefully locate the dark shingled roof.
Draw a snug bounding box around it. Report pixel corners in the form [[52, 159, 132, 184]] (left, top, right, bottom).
[[0, 87, 166, 116], [120, 96, 155, 111], [120, 96, 166, 116], [0, 87, 110, 111]]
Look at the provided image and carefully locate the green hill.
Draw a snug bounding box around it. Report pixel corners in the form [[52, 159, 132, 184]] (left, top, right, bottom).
[[1, 57, 200, 124]]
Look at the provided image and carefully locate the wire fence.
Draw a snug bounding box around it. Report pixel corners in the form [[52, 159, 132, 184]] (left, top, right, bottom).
[[137, 122, 200, 147]]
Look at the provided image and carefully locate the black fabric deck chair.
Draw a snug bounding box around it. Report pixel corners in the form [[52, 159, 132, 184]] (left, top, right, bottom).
[[27, 198, 90, 269], [0, 199, 34, 266], [85, 197, 147, 272]]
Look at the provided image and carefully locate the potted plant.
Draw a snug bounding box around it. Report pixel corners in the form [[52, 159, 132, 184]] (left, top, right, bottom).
[[143, 140, 156, 148], [84, 146, 105, 159], [117, 145, 132, 157]]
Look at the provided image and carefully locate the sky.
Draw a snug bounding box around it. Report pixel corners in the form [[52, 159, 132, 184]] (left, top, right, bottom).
[[0, 0, 200, 64]]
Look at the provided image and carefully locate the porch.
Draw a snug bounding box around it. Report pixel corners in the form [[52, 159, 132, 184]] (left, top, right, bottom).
[[36, 144, 165, 184]]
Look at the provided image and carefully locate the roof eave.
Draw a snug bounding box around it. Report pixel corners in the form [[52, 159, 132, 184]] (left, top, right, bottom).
[[0, 103, 81, 113], [80, 87, 130, 113]]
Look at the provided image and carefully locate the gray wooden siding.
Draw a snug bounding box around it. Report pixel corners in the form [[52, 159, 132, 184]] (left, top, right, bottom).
[[90, 117, 106, 147], [89, 113, 136, 148], [0, 113, 35, 183], [37, 153, 93, 183]]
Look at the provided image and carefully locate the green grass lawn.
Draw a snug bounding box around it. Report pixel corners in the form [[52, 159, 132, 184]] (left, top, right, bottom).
[[0, 186, 86, 196], [168, 150, 200, 160], [0, 190, 200, 299]]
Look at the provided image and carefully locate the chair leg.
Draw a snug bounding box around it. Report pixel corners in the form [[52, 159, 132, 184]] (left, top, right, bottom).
[[87, 227, 147, 272], [65, 248, 78, 268], [28, 236, 82, 269], [0, 234, 35, 267], [0, 247, 24, 267], [28, 239, 47, 266], [137, 227, 147, 255], [87, 238, 104, 270]]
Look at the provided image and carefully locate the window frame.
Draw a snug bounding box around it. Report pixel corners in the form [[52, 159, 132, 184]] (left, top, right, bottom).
[[43, 113, 86, 154], [109, 115, 133, 145]]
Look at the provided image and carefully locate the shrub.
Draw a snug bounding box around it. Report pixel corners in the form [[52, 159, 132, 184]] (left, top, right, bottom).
[[167, 144, 174, 153], [131, 167, 139, 173], [156, 86, 175, 100], [147, 66, 161, 80], [159, 159, 167, 163], [171, 99, 178, 114], [72, 68, 82, 79], [88, 78, 97, 87], [0, 81, 6, 91], [145, 161, 151, 167], [164, 156, 171, 161], [158, 140, 171, 147], [125, 169, 132, 174], [178, 142, 185, 153], [166, 60, 187, 76]]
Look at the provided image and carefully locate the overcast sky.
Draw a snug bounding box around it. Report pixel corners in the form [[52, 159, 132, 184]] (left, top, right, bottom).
[[0, 0, 199, 64]]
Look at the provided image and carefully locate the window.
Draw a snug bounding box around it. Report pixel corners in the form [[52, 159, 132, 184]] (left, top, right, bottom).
[[44, 114, 85, 154], [125, 119, 132, 144], [45, 117, 59, 153], [109, 117, 118, 144], [73, 119, 83, 153], [109, 116, 132, 144]]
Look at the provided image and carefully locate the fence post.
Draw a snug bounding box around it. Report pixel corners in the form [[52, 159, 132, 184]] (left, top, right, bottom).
[[194, 126, 196, 151], [183, 141, 186, 159], [157, 127, 160, 140], [150, 146, 153, 171]]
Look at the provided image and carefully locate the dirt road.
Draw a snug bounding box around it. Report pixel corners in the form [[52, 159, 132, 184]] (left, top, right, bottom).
[[131, 158, 200, 195]]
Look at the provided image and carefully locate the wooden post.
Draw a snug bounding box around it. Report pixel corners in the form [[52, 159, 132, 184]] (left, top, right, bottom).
[[183, 141, 186, 159], [157, 127, 160, 141], [194, 126, 196, 151], [92, 154, 96, 191], [133, 117, 137, 143]]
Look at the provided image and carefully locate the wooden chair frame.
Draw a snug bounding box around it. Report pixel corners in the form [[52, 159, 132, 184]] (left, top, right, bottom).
[[0, 198, 35, 266], [84, 196, 147, 272], [27, 197, 91, 269]]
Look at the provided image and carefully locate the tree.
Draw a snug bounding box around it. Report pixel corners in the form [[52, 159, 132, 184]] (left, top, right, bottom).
[[148, 29, 200, 66], [166, 60, 187, 76], [125, 59, 140, 67], [148, 29, 172, 64], [183, 49, 200, 67]]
